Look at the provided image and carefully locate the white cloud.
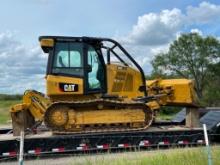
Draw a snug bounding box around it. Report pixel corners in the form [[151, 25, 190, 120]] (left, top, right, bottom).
[[187, 1, 220, 24], [121, 43, 170, 73], [117, 1, 220, 73], [1, 1, 220, 93], [190, 28, 203, 35], [116, 8, 184, 72], [120, 2, 220, 47], [120, 8, 184, 46], [0, 32, 47, 94], [117, 8, 183, 72]]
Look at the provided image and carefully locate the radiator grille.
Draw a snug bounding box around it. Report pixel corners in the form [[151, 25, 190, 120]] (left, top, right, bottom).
[[123, 74, 133, 91], [112, 72, 133, 92], [112, 72, 126, 92]]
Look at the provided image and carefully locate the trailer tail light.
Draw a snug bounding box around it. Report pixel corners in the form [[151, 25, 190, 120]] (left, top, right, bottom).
[[197, 140, 204, 144], [76, 144, 88, 151], [118, 143, 130, 148], [97, 144, 109, 149], [139, 140, 150, 146], [178, 140, 189, 145], [28, 148, 42, 155], [158, 140, 170, 145], [2, 151, 17, 157], [52, 147, 65, 152]]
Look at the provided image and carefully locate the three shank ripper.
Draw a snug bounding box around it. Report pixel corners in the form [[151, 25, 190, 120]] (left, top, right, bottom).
[[10, 36, 198, 136]]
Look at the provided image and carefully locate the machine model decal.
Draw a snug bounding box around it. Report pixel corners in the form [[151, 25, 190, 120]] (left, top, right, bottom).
[[59, 83, 79, 92]]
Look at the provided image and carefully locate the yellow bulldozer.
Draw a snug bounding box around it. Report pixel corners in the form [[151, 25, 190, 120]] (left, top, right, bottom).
[[10, 36, 198, 136]]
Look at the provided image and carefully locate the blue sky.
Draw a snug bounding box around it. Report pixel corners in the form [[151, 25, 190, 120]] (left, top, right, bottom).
[[0, 0, 220, 94]]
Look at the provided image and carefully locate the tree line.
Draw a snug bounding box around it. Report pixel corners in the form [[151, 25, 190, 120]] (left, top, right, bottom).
[[0, 94, 22, 100], [150, 32, 220, 106]]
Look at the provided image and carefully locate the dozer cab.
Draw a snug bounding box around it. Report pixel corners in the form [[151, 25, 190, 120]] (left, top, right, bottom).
[[10, 36, 198, 136]]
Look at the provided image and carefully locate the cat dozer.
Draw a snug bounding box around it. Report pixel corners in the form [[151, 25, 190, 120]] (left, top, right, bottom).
[[10, 36, 198, 136]]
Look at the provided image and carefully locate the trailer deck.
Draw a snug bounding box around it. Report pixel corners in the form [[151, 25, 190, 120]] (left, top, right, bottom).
[[0, 109, 220, 160], [0, 124, 205, 159]]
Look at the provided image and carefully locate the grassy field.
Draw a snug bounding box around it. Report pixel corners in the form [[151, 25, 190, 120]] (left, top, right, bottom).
[[156, 113, 173, 120], [0, 100, 21, 125], [74, 146, 220, 165]]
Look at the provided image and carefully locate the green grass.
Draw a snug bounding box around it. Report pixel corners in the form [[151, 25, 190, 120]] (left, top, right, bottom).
[[69, 146, 220, 165], [0, 94, 22, 100], [156, 113, 173, 120], [157, 106, 181, 121], [0, 100, 21, 125]]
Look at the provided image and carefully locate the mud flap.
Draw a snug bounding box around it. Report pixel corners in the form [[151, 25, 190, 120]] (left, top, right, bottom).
[[11, 110, 35, 136]]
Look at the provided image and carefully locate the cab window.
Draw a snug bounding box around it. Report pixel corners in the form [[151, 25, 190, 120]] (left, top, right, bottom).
[[52, 42, 83, 77], [87, 46, 104, 90]]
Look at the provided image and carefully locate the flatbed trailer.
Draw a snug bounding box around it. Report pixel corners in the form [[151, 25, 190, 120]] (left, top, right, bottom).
[[1, 109, 220, 160], [0, 124, 205, 159]]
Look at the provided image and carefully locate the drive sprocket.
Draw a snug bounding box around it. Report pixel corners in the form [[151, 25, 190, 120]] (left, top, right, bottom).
[[44, 105, 68, 131]]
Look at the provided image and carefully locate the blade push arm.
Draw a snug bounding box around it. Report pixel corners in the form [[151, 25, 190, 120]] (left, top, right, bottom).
[[10, 90, 51, 136]]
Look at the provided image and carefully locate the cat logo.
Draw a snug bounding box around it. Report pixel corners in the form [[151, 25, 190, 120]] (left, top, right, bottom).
[[64, 84, 76, 91], [59, 83, 79, 92]]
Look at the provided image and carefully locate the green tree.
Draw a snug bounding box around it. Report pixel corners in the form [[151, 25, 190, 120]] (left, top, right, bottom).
[[202, 62, 220, 106], [152, 33, 220, 100]]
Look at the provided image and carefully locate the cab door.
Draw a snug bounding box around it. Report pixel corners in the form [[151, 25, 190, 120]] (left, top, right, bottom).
[[85, 45, 106, 94]]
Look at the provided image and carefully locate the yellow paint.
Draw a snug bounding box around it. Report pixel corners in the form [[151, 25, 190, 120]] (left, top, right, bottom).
[[51, 110, 67, 126], [146, 79, 197, 106], [46, 75, 84, 97], [65, 108, 145, 130], [10, 103, 28, 113], [146, 101, 160, 110], [10, 37, 199, 134], [10, 90, 51, 121], [40, 38, 54, 48], [106, 64, 144, 99]]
